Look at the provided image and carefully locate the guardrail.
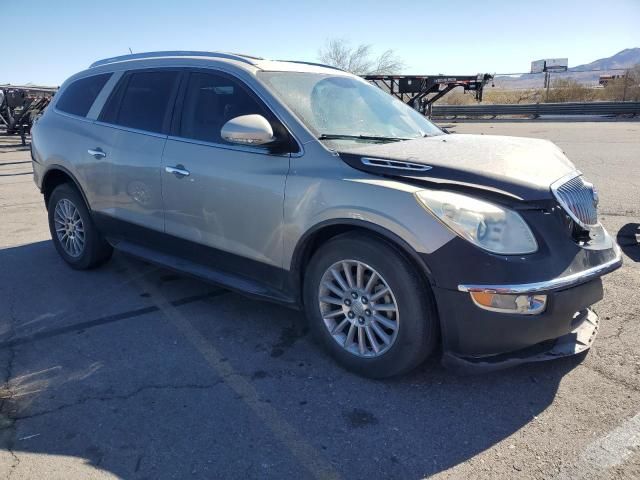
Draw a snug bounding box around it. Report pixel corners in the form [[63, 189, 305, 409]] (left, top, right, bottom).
[[431, 101, 640, 118]]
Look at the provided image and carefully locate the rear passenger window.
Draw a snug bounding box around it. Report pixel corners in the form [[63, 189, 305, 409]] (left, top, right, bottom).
[[56, 73, 112, 117], [179, 72, 269, 144], [101, 70, 179, 134]]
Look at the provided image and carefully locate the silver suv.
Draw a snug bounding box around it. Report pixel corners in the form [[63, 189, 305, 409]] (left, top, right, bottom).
[[31, 51, 621, 377]]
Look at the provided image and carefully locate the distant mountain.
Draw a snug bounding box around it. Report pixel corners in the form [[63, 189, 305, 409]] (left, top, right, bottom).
[[571, 48, 640, 72], [494, 48, 640, 89]]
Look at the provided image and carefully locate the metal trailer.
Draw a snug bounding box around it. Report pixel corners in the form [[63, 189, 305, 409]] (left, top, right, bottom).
[[0, 84, 57, 145], [363, 73, 493, 117]]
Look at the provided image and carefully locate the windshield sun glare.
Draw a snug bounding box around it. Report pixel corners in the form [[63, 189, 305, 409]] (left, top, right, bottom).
[[258, 71, 443, 143]]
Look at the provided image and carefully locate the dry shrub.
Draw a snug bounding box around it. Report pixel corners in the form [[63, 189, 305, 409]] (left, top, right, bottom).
[[599, 66, 640, 101], [484, 89, 540, 104], [438, 91, 474, 105], [543, 78, 597, 103], [438, 88, 539, 105]]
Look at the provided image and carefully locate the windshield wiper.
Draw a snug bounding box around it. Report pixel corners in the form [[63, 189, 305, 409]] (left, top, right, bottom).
[[318, 134, 412, 142]]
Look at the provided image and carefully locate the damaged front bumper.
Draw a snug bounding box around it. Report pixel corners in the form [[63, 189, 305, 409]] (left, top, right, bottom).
[[432, 245, 622, 373], [442, 308, 599, 373]]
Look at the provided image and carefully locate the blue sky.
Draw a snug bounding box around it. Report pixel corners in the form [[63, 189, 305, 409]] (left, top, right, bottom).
[[4, 0, 639, 85]]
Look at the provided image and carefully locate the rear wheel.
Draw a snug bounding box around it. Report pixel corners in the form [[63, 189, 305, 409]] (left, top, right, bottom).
[[47, 183, 112, 269], [303, 233, 438, 378]]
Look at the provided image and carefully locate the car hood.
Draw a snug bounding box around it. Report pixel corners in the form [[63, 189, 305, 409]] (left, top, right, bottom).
[[339, 134, 577, 201]]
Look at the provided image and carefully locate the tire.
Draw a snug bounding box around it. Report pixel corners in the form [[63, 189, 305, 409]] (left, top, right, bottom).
[[47, 183, 112, 269], [303, 233, 438, 378]]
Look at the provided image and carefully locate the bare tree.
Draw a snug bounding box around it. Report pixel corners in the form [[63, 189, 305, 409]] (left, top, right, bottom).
[[318, 39, 404, 75]]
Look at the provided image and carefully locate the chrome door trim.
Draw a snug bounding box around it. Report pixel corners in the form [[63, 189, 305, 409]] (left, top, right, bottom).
[[166, 135, 289, 157], [53, 108, 95, 124], [93, 120, 168, 139]]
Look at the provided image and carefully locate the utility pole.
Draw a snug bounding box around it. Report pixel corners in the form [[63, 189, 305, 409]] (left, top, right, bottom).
[[545, 72, 551, 102], [531, 58, 567, 103], [622, 70, 629, 102]]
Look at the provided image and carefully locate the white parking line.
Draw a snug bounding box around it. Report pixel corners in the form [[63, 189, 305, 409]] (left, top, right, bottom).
[[558, 412, 640, 478], [582, 412, 640, 469], [123, 259, 341, 480]]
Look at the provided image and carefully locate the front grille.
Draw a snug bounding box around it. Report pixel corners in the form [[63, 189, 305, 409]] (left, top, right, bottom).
[[552, 174, 598, 228]]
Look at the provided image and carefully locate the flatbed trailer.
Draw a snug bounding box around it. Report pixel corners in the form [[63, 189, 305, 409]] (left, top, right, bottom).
[[0, 84, 57, 145], [364, 73, 493, 116]]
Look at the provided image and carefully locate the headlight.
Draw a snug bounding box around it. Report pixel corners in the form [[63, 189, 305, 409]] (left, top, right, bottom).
[[415, 190, 538, 254]]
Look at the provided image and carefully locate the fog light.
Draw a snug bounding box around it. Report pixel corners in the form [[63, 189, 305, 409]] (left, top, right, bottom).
[[470, 292, 547, 315]]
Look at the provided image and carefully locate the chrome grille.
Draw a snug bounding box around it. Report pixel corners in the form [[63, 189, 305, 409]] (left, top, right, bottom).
[[552, 174, 598, 228]]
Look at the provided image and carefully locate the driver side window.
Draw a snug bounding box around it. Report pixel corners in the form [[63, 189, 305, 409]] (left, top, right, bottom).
[[179, 72, 270, 145]]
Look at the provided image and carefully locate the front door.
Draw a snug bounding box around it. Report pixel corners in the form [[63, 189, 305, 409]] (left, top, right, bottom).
[[161, 70, 291, 288]]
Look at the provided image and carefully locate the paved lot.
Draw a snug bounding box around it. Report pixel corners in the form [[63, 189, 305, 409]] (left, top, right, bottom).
[[0, 122, 638, 479]]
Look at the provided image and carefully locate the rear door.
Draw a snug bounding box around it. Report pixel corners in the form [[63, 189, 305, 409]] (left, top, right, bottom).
[[40, 72, 113, 202], [160, 70, 293, 288], [89, 69, 181, 234]]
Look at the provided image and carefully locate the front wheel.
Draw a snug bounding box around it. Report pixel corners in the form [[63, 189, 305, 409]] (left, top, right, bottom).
[[303, 233, 438, 378], [47, 183, 113, 269]]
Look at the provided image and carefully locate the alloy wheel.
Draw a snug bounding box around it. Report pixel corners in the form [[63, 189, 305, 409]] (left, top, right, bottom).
[[53, 198, 85, 257], [318, 260, 399, 357]]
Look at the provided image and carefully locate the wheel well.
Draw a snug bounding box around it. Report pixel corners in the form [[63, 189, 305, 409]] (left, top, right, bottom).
[[42, 169, 81, 209], [294, 223, 436, 297], [296, 224, 358, 281], [293, 222, 442, 346]]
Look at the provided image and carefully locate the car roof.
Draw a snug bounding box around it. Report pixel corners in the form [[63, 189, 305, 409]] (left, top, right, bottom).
[[88, 51, 348, 75]]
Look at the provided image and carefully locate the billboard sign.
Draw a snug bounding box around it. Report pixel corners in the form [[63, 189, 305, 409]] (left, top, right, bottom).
[[531, 58, 568, 73], [531, 60, 545, 74], [545, 58, 568, 72]]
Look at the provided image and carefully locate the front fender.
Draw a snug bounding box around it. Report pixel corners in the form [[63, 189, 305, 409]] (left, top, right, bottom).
[[283, 173, 455, 272]]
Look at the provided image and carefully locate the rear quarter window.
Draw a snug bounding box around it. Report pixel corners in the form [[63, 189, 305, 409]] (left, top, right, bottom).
[[55, 73, 112, 117]]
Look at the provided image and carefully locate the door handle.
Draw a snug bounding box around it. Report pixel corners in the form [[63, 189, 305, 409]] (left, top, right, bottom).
[[88, 148, 106, 159], [165, 165, 190, 177]]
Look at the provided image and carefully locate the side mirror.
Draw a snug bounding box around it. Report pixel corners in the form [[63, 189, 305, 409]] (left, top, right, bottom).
[[220, 114, 275, 146]]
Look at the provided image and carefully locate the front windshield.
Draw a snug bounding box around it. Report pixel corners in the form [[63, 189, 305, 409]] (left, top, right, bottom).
[[257, 71, 443, 143]]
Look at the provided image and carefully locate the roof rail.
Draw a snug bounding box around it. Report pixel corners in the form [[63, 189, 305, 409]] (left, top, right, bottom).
[[89, 51, 262, 68], [275, 60, 345, 72]]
